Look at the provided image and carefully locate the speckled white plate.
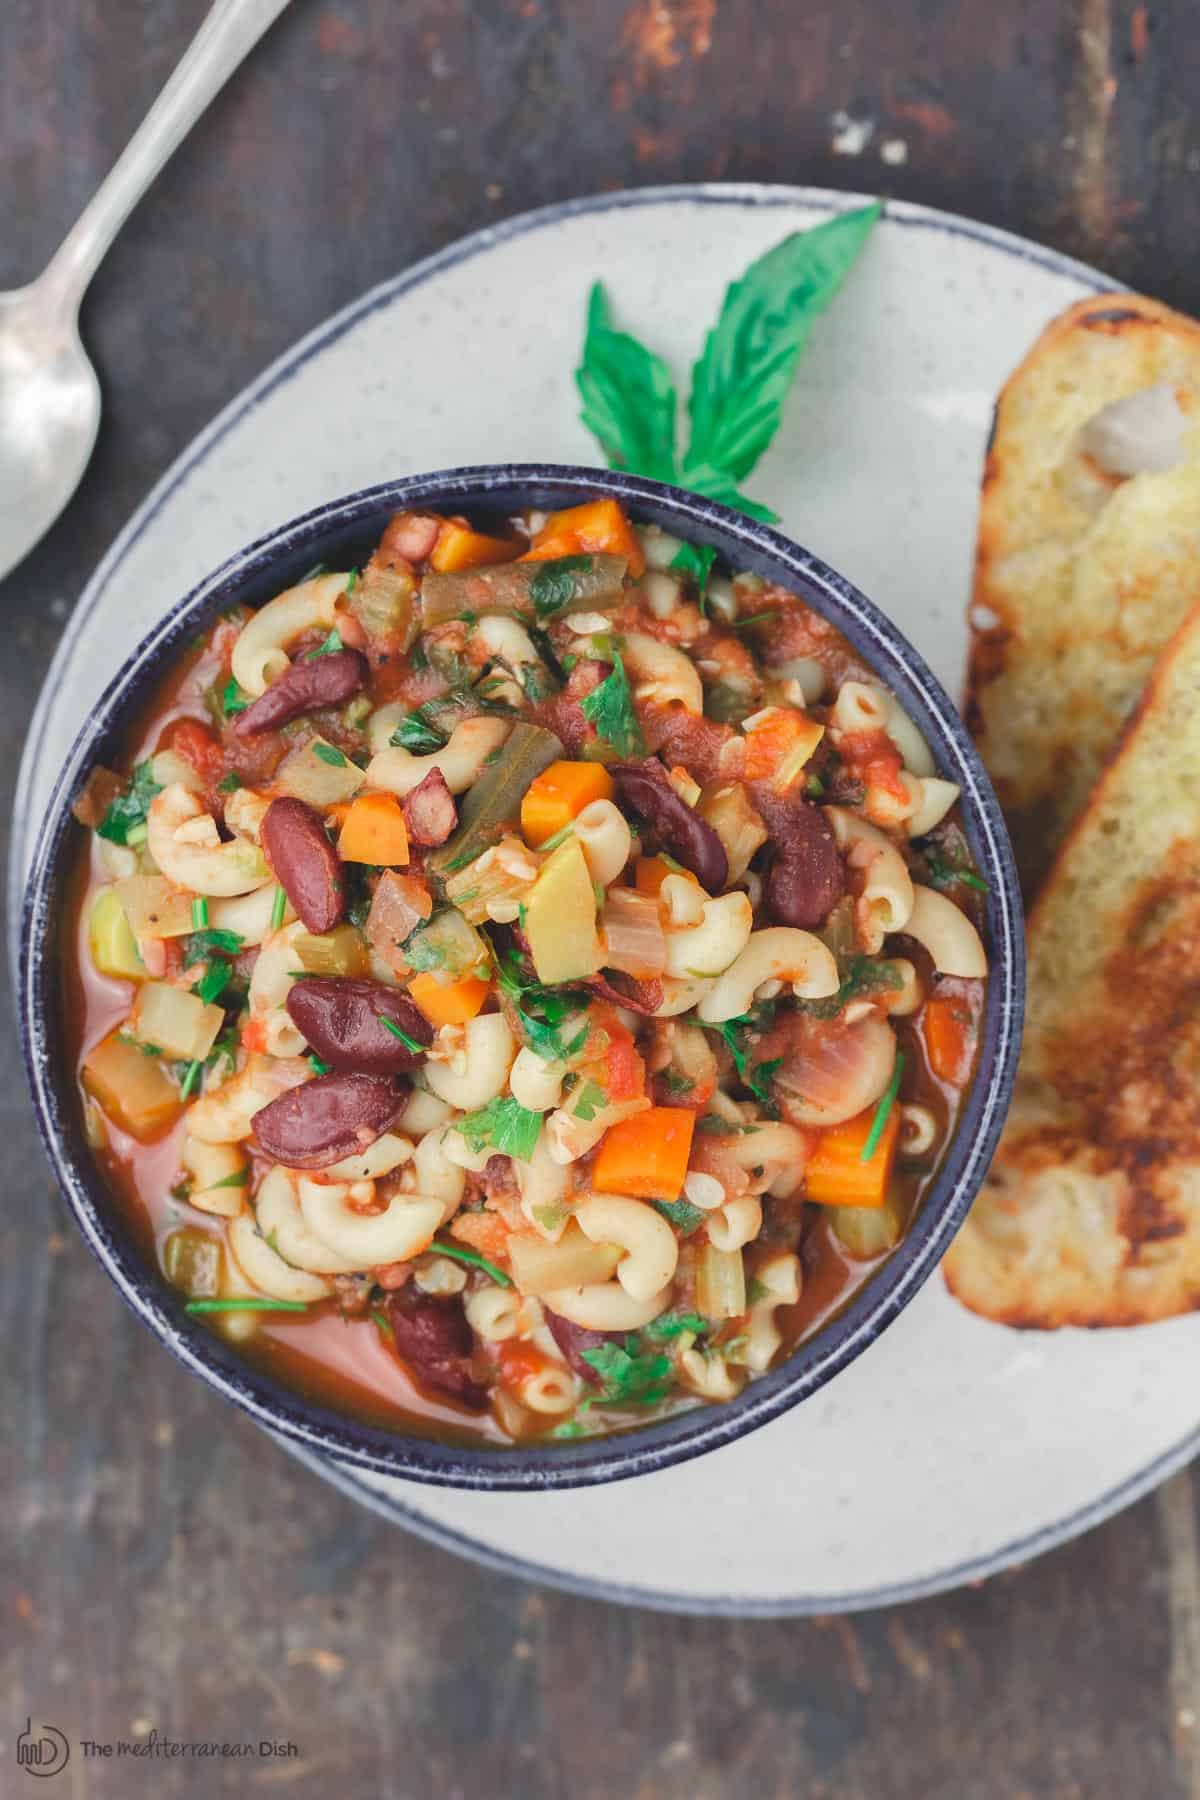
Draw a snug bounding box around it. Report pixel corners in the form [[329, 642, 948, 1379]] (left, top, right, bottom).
[[16, 186, 1199, 1614]]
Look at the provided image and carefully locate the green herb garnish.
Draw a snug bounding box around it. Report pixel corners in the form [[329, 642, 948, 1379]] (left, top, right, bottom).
[[748, 1056, 782, 1104], [217, 772, 242, 793], [179, 1060, 203, 1102], [270, 886, 287, 932], [390, 710, 447, 754], [96, 761, 162, 845], [221, 678, 250, 717], [649, 1198, 706, 1237], [860, 1051, 905, 1163], [379, 1017, 426, 1055], [370, 1308, 394, 1339], [185, 1298, 309, 1315], [452, 1095, 542, 1163], [529, 554, 596, 619], [669, 541, 717, 605], [642, 1310, 710, 1340], [575, 204, 880, 521], [191, 897, 209, 930], [431, 1238, 513, 1287], [209, 1167, 250, 1191], [306, 627, 344, 659], [312, 742, 348, 767], [922, 844, 991, 895], [571, 1079, 607, 1123], [580, 647, 644, 757], [581, 1339, 673, 1406]]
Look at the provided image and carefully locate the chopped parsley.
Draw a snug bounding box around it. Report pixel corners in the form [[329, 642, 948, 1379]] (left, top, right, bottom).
[[379, 1016, 426, 1055], [571, 1079, 608, 1122], [217, 771, 242, 793], [306, 627, 344, 660], [390, 709, 447, 754], [492, 945, 589, 1064], [580, 645, 644, 756], [669, 541, 717, 607], [452, 1094, 542, 1162], [185, 1298, 308, 1315], [860, 1050, 905, 1162], [581, 1339, 673, 1406], [312, 741, 348, 767], [649, 1198, 706, 1236], [431, 1238, 512, 1288], [642, 1310, 709, 1340], [179, 1060, 203, 1102], [208, 1167, 249, 1191], [96, 761, 162, 845], [529, 554, 595, 619], [748, 1056, 782, 1104], [922, 842, 990, 895], [221, 678, 250, 717], [308, 1053, 331, 1077]]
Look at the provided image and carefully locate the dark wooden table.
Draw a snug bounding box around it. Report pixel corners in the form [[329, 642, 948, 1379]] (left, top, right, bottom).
[[4, 4, 1198, 1794]]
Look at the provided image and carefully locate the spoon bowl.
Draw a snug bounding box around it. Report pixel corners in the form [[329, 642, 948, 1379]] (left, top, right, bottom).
[[0, 0, 291, 584], [0, 284, 100, 576]]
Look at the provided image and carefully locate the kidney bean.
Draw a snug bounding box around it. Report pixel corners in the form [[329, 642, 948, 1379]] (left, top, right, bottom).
[[753, 788, 845, 929], [387, 1287, 487, 1408], [233, 650, 368, 737], [586, 970, 665, 1016], [251, 1070, 403, 1169], [402, 768, 457, 846], [287, 977, 433, 1074], [262, 796, 344, 933], [544, 1311, 620, 1385], [611, 760, 728, 891]]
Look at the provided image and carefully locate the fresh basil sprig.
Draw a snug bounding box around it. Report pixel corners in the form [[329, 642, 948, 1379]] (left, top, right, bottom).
[[575, 202, 881, 522]]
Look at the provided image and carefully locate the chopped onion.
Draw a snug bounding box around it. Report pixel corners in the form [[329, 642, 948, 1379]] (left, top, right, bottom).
[[601, 889, 667, 978], [1078, 381, 1187, 477]]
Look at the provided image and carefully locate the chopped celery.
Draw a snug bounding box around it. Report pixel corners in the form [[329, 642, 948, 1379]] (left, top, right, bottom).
[[421, 554, 626, 628], [294, 925, 369, 977], [831, 1192, 907, 1259], [696, 1244, 746, 1320], [163, 1227, 222, 1298]]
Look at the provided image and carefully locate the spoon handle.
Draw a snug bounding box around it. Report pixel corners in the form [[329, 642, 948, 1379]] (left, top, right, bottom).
[[41, 0, 293, 311]]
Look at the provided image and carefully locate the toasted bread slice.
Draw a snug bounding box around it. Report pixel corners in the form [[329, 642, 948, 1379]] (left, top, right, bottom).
[[969, 293, 1200, 895], [945, 601, 1200, 1325]]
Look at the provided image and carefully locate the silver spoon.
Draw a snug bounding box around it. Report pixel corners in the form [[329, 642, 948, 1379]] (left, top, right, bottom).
[[0, 0, 293, 583]]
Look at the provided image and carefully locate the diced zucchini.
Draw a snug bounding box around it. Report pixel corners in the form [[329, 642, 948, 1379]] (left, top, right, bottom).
[[524, 837, 601, 984], [88, 887, 145, 980], [163, 1227, 222, 1298], [114, 874, 195, 939], [81, 1030, 183, 1142], [832, 1191, 907, 1259], [403, 908, 490, 981], [294, 925, 369, 978], [274, 736, 366, 806], [507, 1223, 622, 1295], [131, 982, 225, 1062]]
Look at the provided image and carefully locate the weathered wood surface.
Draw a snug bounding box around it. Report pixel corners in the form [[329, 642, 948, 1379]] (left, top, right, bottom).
[[3, 2, 1199, 1794]]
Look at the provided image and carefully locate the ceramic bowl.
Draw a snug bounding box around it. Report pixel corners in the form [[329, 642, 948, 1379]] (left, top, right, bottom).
[[19, 464, 1024, 1490]]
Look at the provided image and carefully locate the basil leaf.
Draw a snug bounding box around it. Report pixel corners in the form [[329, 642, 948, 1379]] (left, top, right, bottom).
[[576, 281, 678, 481], [683, 202, 881, 483]]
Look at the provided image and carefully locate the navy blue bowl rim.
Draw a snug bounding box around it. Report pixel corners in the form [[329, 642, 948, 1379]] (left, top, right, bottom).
[[19, 462, 1025, 1492]]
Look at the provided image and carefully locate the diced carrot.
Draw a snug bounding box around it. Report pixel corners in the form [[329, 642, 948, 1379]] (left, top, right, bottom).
[[338, 792, 410, 866], [742, 708, 825, 787], [431, 519, 522, 574], [520, 760, 615, 846], [634, 855, 700, 898], [522, 498, 646, 576], [593, 1106, 695, 1201], [804, 1105, 900, 1208], [449, 1209, 511, 1262], [407, 971, 490, 1027], [923, 996, 975, 1084], [241, 1016, 270, 1056]]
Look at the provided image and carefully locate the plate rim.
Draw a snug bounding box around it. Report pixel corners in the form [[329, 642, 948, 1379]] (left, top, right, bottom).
[[16, 178, 1190, 1614]]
